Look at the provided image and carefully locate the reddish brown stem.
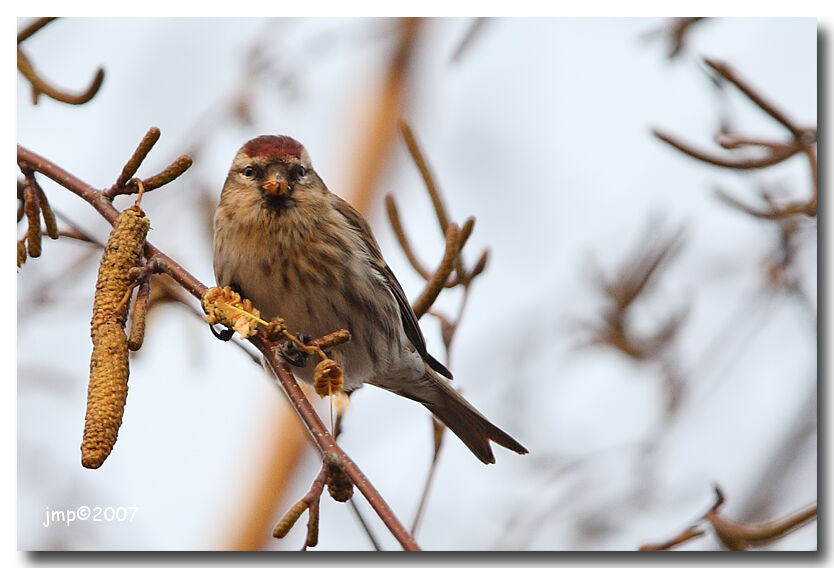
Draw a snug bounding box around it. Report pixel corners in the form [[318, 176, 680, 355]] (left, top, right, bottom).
[[652, 129, 801, 170], [254, 337, 420, 551], [17, 143, 419, 552], [17, 17, 57, 43], [703, 58, 806, 139], [18, 48, 104, 106], [108, 127, 161, 194]]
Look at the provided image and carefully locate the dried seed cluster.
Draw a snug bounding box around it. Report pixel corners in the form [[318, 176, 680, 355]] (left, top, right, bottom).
[[82, 205, 149, 469], [313, 359, 344, 398], [201, 286, 263, 339], [325, 462, 353, 502]]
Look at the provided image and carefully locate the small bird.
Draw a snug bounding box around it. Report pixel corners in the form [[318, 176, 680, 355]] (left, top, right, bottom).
[[213, 135, 527, 464]]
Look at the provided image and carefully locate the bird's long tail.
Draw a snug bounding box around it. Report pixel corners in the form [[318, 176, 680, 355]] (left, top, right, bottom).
[[386, 370, 528, 464]]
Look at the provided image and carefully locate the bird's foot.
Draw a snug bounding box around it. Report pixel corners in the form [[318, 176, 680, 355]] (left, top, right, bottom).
[[281, 332, 312, 367]]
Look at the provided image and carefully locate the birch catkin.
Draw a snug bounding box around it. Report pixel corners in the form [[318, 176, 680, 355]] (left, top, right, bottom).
[[82, 205, 149, 469]]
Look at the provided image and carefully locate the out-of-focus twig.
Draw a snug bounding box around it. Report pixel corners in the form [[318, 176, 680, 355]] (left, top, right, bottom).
[[17, 17, 57, 43], [642, 18, 706, 60], [450, 18, 489, 65], [652, 130, 803, 170], [579, 222, 686, 362], [575, 220, 688, 415], [641, 486, 817, 551], [704, 58, 811, 140], [388, 119, 493, 535], [653, 57, 817, 219], [398, 120, 450, 233], [411, 223, 461, 319], [385, 195, 432, 280], [17, 23, 105, 107], [639, 525, 705, 550]]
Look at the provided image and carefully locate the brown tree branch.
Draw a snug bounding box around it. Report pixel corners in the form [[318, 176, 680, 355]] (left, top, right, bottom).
[[17, 17, 57, 43], [17, 48, 104, 106], [17, 142, 420, 552], [390, 118, 494, 535], [714, 187, 815, 219], [641, 486, 817, 551], [412, 223, 461, 319], [385, 194, 432, 280], [254, 338, 420, 550], [643, 18, 706, 60], [107, 127, 161, 196], [653, 57, 816, 221], [703, 58, 810, 140], [398, 119, 450, 233], [652, 129, 802, 170]]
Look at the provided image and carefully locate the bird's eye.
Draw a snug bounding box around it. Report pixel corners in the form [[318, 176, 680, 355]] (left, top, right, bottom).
[[242, 166, 255, 178], [292, 166, 307, 180]]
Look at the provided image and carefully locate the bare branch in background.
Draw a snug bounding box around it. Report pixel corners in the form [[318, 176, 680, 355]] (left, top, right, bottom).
[[450, 18, 489, 64], [641, 486, 817, 551], [17, 18, 104, 106], [17, 17, 57, 43], [579, 221, 686, 362], [653, 57, 817, 219], [575, 220, 687, 415], [642, 18, 706, 59], [388, 119, 493, 535]]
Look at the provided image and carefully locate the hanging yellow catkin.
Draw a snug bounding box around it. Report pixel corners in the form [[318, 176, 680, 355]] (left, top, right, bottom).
[[23, 183, 42, 258], [82, 205, 149, 469]]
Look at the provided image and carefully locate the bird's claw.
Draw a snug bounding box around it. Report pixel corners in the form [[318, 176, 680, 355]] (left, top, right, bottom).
[[281, 332, 312, 367], [209, 324, 234, 342]]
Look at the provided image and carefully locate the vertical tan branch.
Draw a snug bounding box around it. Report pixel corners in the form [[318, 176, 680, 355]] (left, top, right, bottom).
[[345, 18, 420, 214]]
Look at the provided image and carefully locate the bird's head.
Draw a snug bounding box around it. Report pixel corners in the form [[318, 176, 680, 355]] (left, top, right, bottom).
[[223, 135, 320, 210]]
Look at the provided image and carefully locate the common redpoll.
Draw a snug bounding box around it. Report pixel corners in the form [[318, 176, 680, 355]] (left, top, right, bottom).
[[213, 135, 527, 463]]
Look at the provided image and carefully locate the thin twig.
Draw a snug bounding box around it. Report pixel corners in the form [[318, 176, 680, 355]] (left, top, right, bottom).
[[348, 499, 383, 551], [17, 48, 104, 106], [385, 194, 432, 280], [18, 142, 420, 551], [450, 18, 489, 64], [703, 58, 808, 139], [410, 419, 444, 535], [412, 223, 461, 319], [641, 485, 817, 551], [714, 187, 814, 219], [639, 525, 705, 551], [653, 129, 802, 170], [272, 465, 328, 547], [398, 119, 450, 235], [255, 339, 420, 550], [17, 17, 57, 43], [802, 145, 817, 214], [108, 127, 161, 195]]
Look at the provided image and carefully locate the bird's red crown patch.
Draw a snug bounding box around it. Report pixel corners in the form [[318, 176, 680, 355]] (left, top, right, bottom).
[[242, 135, 304, 159]]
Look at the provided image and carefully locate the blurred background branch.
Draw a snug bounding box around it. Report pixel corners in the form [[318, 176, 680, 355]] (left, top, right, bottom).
[[16, 16, 816, 552], [17, 18, 104, 105]]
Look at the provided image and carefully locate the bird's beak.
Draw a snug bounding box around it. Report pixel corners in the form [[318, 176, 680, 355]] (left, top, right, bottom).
[[262, 174, 290, 197]]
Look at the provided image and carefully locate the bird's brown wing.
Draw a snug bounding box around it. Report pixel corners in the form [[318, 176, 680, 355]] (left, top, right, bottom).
[[333, 195, 453, 380]]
